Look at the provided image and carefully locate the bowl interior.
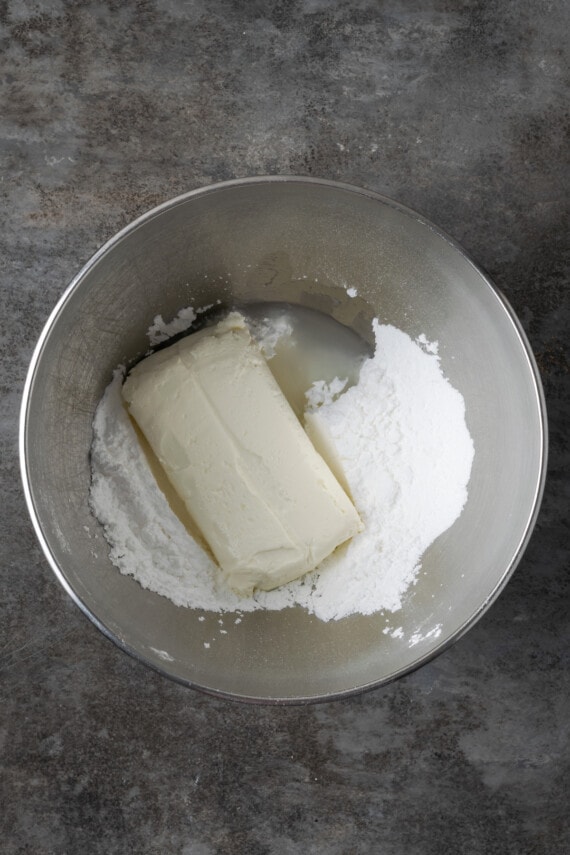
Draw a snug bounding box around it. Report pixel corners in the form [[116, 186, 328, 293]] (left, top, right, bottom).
[[21, 178, 546, 702]]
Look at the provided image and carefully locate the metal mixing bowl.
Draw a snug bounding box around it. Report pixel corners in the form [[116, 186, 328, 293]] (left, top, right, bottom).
[[20, 177, 547, 703]]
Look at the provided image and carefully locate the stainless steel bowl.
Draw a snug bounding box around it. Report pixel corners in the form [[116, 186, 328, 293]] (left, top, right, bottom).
[[20, 177, 547, 703]]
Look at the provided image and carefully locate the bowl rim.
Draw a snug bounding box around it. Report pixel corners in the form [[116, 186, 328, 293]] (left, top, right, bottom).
[[19, 175, 549, 704]]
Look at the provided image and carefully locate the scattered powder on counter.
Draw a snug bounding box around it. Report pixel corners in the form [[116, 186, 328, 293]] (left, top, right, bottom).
[[89, 316, 474, 622]]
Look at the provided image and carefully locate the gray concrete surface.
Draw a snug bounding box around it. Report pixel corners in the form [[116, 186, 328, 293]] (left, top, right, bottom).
[[1, 1, 568, 852]]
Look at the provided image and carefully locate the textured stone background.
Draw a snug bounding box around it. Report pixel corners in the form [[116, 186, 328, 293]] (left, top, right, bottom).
[[1, 1, 568, 853]]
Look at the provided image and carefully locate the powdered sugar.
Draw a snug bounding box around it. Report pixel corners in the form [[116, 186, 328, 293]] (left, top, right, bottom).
[[305, 376, 348, 409], [147, 307, 197, 345], [90, 369, 235, 611], [147, 302, 221, 345], [301, 321, 474, 620], [416, 332, 439, 355], [248, 314, 293, 358], [89, 312, 474, 621]]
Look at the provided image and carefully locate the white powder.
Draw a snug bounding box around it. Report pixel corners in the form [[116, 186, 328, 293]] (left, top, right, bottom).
[[302, 321, 474, 620], [305, 376, 348, 409], [89, 314, 474, 621], [248, 314, 293, 358], [416, 332, 439, 355], [147, 307, 197, 344], [147, 302, 221, 345]]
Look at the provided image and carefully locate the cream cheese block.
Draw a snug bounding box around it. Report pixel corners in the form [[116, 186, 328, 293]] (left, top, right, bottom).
[[122, 312, 363, 595]]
